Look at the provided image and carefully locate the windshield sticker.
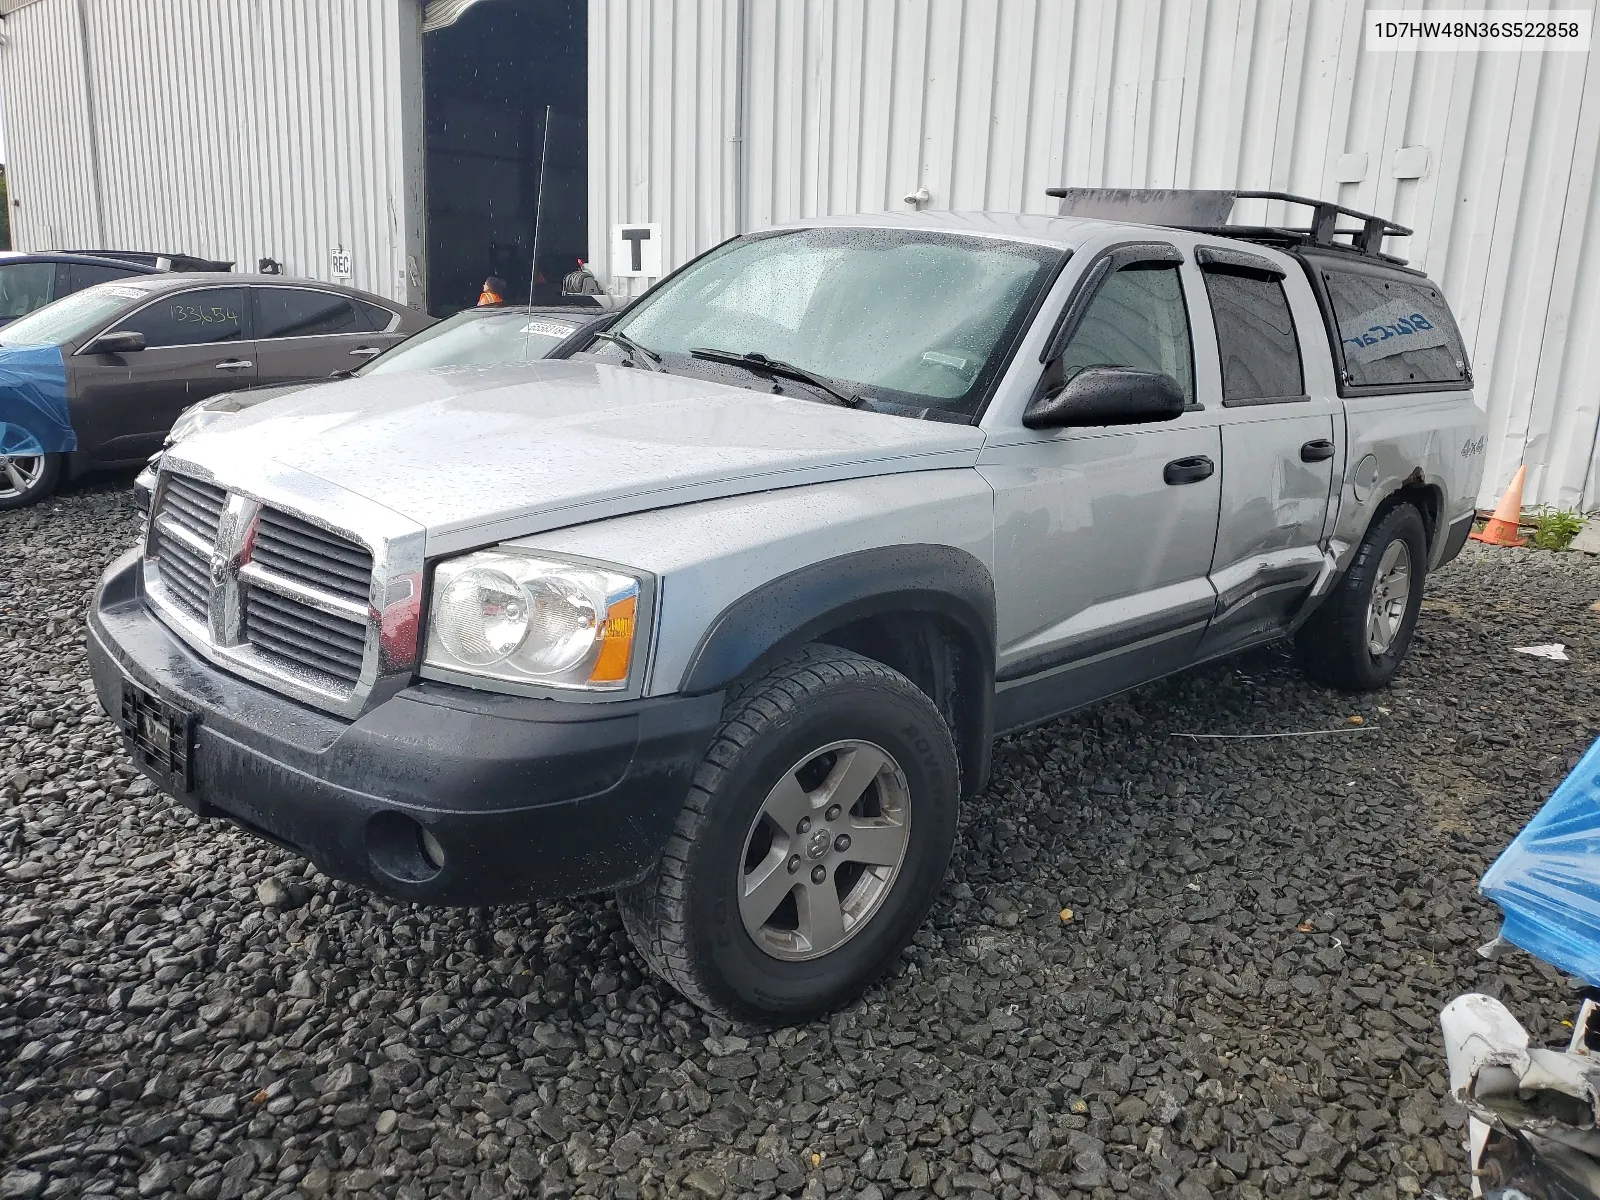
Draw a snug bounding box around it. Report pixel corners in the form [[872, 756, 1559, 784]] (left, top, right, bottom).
[[521, 320, 577, 338], [922, 350, 969, 370]]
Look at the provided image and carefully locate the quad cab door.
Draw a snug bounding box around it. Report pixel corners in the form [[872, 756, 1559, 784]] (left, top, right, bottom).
[[68, 285, 256, 464], [1191, 244, 1339, 657], [980, 241, 1226, 731]]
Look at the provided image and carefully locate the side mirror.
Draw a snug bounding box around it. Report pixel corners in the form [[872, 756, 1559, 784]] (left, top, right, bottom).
[[84, 330, 146, 355], [1023, 365, 1186, 430]]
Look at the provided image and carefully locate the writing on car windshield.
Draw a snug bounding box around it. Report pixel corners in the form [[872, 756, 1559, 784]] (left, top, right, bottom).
[[608, 226, 1062, 417]]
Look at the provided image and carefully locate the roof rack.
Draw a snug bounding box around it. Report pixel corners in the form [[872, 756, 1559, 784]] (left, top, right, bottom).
[[1044, 188, 1413, 264]]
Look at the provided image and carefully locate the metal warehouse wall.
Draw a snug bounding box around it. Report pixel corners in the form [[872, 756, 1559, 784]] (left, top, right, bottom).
[[0, 0, 428, 308], [590, 0, 1600, 511]]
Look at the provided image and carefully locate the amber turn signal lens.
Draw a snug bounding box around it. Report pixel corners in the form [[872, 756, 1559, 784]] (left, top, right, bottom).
[[588, 594, 638, 684]]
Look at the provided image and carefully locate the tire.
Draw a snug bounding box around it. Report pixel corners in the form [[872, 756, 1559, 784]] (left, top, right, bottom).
[[618, 645, 960, 1024], [1295, 503, 1428, 691], [0, 452, 62, 510]]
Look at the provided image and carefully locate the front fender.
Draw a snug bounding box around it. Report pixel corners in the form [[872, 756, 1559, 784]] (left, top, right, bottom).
[[679, 544, 996, 694]]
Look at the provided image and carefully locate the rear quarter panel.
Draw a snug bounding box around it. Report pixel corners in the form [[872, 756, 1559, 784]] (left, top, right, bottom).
[[1334, 388, 1486, 569]]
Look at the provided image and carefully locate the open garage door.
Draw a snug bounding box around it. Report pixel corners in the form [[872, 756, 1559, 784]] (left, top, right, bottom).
[[423, 0, 587, 316]]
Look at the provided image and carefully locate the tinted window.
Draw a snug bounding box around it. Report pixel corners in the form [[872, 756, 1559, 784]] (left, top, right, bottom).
[[1202, 269, 1304, 402], [0, 263, 57, 318], [358, 299, 396, 331], [255, 288, 362, 338], [68, 262, 138, 292], [1059, 263, 1194, 406], [117, 288, 246, 347], [1323, 268, 1469, 388]]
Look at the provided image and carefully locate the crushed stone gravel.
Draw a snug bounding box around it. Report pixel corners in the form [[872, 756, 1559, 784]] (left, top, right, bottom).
[[3, 478, 1599, 1200]]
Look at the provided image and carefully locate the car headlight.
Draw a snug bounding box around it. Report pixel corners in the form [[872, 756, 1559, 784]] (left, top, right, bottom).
[[422, 550, 644, 692]]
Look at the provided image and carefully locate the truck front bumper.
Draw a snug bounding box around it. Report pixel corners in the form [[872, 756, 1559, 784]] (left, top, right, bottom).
[[87, 550, 723, 905]]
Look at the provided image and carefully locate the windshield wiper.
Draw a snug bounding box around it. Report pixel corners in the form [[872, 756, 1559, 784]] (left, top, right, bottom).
[[592, 329, 664, 371], [689, 347, 860, 407]]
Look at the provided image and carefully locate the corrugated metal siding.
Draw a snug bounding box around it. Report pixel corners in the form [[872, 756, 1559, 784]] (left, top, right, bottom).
[[590, 0, 1600, 510], [0, 0, 427, 307]]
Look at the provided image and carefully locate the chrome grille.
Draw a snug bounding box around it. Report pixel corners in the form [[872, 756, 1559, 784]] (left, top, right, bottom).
[[139, 465, 422, 718], [149, 477, 225, 622], [253, 507, 373, 606], [244, 587, 367, 688]]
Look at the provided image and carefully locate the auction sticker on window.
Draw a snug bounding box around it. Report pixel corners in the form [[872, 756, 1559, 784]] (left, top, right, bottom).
[[521, 320, 577, 338]]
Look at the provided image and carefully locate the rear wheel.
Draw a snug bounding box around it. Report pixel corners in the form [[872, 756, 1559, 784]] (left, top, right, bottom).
[[0, 452, 60, 509], [1295, 503, 1428, 691], [618, 645, 960, 1024]]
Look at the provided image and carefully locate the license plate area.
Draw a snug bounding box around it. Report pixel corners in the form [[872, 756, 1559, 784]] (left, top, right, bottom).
[[119, 682, 195, 793]]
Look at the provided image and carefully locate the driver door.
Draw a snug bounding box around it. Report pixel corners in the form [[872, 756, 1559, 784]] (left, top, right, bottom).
[[68, 286, 256, 464], [979, 245, 1224, 731]]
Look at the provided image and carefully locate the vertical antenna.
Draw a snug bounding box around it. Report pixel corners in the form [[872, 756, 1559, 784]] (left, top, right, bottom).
[[528, 104, 554, 311]]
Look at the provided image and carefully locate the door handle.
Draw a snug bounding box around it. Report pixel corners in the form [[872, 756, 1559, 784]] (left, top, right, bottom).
[[349, 346, 381, 358], [1300, 438, 1335, 463], [1163, 455, 1215, 485], [214, 359, 253, 370]]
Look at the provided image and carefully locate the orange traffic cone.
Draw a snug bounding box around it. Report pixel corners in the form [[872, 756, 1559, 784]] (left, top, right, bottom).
[[1471, 464, 1529, 547]]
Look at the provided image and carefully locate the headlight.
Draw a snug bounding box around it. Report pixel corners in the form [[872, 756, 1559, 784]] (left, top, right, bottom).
[[423, 550, 644, 692]]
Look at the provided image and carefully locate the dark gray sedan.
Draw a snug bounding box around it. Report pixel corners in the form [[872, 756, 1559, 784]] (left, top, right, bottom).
[[0, 274, 433, 508]]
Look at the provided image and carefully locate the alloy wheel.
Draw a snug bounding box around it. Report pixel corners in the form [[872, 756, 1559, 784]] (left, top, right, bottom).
[[736, 739, 912, 961], [1366, 538, 1413, 655], [0, 455, 46, 501]]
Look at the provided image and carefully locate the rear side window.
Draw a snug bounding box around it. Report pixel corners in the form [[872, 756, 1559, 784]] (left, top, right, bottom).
[[1059, 264, 1195, 407], [1322, 268, 1469, 388], [358, 299, 397, 331], [1201, 269, 1304, 403], [254, 288, 362, 338], [117, 288, 246, 347], [68, 262, 138, 292]]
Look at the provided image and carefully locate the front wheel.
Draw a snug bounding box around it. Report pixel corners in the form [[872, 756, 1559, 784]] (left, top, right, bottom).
[[1295, 503, 1428, 691], [618, 646, 960, 1024], [0, 451, 61, 510]]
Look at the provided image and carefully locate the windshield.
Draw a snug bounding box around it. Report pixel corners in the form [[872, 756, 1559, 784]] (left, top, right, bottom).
[[359, 309, 582, 376], [608, 227, 1062, 417], [0, 283, 140, 347]]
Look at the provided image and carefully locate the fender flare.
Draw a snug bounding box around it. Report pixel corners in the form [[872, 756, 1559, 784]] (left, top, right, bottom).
[[678, 545, 997, 795]]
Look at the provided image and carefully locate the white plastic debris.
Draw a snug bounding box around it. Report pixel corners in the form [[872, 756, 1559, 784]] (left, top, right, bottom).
[[1440, 993, 1600, 1197], [1515, 643, 1570, 661]]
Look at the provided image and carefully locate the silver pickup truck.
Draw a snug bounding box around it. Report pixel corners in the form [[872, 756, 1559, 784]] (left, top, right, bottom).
[[88, 190, 1486, 1023]]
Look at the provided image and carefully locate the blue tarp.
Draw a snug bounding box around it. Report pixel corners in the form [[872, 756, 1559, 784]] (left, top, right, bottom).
[[1482, 735, 1600, 987], [0, 344, 75, 456]]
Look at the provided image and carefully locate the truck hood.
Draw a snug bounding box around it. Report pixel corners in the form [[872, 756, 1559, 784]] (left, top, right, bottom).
[[170, 361, 986, 551]]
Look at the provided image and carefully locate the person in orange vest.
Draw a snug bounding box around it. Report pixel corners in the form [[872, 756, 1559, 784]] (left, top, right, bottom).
[[478, 276, 509, 307]]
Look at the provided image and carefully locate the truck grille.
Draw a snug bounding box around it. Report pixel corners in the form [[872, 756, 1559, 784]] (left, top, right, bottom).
[[244, 583, 369, 690], [149, 476, 226, 622], [253, 507, 374, 606], [144, 469, 383, 704]]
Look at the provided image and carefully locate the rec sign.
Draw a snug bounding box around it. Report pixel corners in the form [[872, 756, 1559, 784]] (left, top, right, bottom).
[[611, 223, 663, 278]]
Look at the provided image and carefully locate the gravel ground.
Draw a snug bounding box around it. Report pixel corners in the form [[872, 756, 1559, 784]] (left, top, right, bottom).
[[3, 479, 1599, 1200]]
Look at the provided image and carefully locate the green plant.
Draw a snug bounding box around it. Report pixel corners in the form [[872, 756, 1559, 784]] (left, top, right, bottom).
[[1529, 505, 1585, 551]]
